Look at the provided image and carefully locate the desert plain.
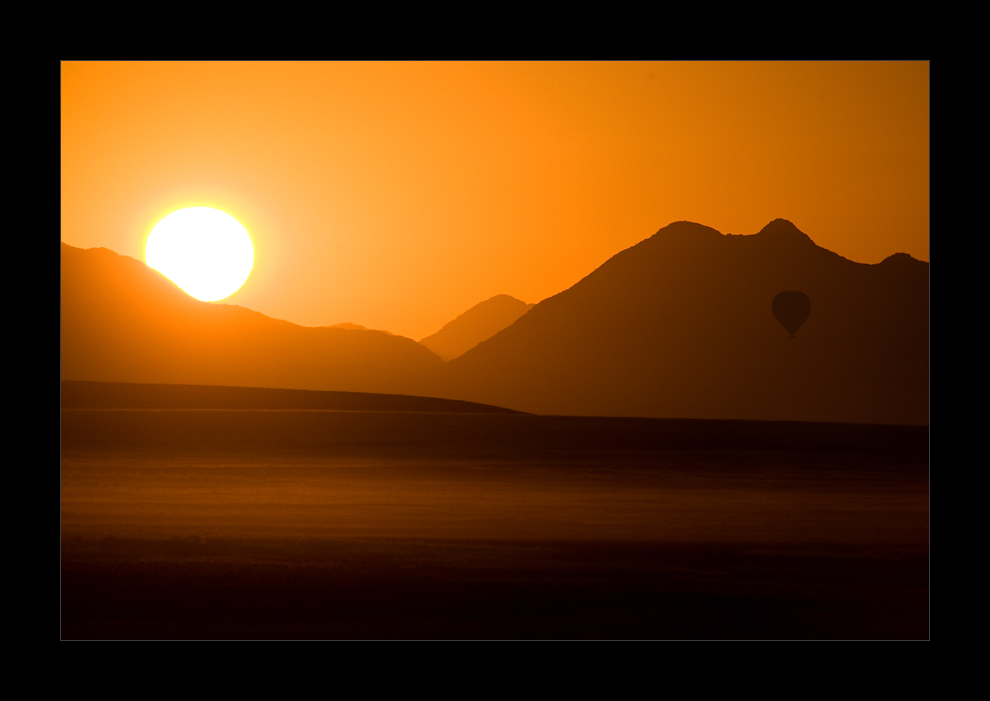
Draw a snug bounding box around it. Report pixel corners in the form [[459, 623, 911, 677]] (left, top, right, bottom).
[[61, 382, 927, 639]]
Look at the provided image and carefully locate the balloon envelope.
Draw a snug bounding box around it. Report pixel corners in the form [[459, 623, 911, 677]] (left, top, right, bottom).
[[772, 291, 811, 338]]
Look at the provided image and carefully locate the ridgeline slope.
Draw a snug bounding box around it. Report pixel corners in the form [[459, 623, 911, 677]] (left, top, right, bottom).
[[61, 244, 443, 396], [438, 220, 928, 425]]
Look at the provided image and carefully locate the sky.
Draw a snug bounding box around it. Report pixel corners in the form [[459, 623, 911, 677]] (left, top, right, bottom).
[[61, 61, 929, 340]]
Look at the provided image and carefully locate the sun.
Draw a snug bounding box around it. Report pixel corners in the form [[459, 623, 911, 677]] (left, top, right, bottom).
[[146, 207, 254, 302]]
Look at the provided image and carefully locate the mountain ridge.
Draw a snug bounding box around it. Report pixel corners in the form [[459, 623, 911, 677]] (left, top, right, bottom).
[[419, 294, 533, 361], [61, 242, 443, 396], [439, 219, 927, 424], [61, 218, 928, 424]]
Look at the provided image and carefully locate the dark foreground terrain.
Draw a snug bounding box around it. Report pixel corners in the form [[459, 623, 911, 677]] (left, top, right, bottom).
[[61, 383, 928, 639]]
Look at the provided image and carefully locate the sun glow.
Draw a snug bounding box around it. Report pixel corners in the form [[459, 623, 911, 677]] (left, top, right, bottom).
[[146, 207, 254, 302]]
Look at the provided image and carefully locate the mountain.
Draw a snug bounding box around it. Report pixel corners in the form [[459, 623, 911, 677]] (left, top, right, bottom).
[[329, 322, 395, 335], [62, 220, 929, 425], [420, 295, 534, 361], [438, 220, 928, 425], [61, 243, 443, 395]]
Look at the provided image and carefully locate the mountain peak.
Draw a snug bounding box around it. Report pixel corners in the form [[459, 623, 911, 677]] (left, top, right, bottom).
[[650, 221, 724, 241], [754, 219, 814, 245], [420, 295, 532, 361], [879, 251, 925, 266]]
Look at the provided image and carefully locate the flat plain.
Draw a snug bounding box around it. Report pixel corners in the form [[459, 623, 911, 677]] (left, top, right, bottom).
[[61, 407, 928, 639]]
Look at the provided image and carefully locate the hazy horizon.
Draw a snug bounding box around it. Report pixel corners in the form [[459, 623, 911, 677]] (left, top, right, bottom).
[[61, 215, 927, 341], [61, 218, 928, 425], [61, 61, 929, 340]]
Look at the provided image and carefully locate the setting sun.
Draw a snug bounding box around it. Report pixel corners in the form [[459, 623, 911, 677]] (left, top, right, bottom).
[[145, 207, 254, 301]]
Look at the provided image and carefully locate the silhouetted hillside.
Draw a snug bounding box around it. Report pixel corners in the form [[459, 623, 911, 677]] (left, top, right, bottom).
[[439, 220, 928, 425], [420, 295, 534, 361], [329, 322, 395, 335], [61, 380, 518, 413], [61, 244, 443, 395], [62, 221, 929, 425]]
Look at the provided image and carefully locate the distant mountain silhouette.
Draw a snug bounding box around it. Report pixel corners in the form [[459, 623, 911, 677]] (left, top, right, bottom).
[[420, 294, 534, 361], [329, 322, 396, 335], [61, 244, 442, 395], [62, 220, 928, 425], [438, 220, 928, 425]]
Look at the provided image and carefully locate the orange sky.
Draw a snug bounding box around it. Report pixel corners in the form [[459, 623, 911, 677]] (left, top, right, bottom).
[[61, 61, 929, 340]]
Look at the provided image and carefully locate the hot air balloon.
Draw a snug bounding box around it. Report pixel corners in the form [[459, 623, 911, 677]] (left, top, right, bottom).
[[772, 291, 811, 339]]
